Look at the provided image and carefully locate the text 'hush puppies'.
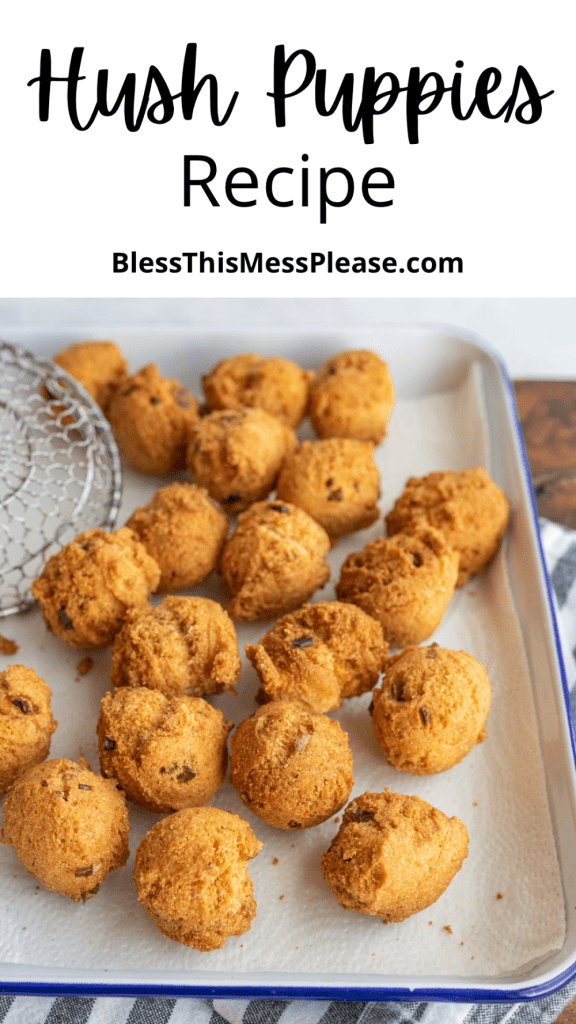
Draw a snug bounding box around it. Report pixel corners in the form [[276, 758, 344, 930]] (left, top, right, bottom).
[[110, 596, 241, 697], [98, 688, 232, 814], [385, 467, 510, 587], [370, 644, 491, 775], [187, 407, 298, 512], [246, 601, 388, 714], [309, 349, 394, 444], [0, 758, 129, 902], [31, 527, 161, 649], [230, 702, 354, 830], [335, 524, 459, 648], [133, 807, 262, 951], [202, 353, 314, 428], [321, 790, 468, 923], [219, 501, 331, 621]]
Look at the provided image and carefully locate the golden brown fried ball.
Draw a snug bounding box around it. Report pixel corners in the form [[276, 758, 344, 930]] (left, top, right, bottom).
[[133, 807, 262, 951], [246, 601, 388, 714], [385, 467, 510, 587], [230, 702, 354, 830], [370, 644, 491, 775], [309, 350, 394, 444], [202, 353, 314, 428], [219, 501, 331, 621], [53, 340, 128, 414], [187, 407, 297, 512], [276, 438, 380, 541], [335, 524, 459, 648], [110, 595, 241, 697], [321, 790, 468, 922], [125, 482, 228, 593], [0, 757, 129, 902], [0, 665, 57, 793], [97, 688, 232, 814], [31, 528, 161, 649], [107, 364, 199, 475]]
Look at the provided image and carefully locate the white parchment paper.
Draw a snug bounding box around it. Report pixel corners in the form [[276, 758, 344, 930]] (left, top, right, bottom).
[[0, 363, 565, 981]]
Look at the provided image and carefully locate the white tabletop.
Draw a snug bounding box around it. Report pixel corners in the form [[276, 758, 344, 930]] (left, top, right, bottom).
[[0, 298, 574, 380]]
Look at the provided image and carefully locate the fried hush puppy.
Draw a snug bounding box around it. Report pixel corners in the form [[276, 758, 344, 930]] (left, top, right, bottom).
[[98, 688, 232, 814], [187, 407, 298, 512], [31, 527, 161, 649], [385, 467, 510, 587], [202, 353, 314, 428], [309, 349, 394, 444], [219, 501, 331, 622], [133, 807, 262, 951], [0, 665, 57, 793], [245, 601, 388, 714], [335, 524, 459, 648], [321, 790, 468, 923], [107, 363, 199, 475], [230, 702, 354, 830], [53, 340, 128, 415], [370, 644, 491, 775], [125, 482, 228, 593], [0, 757, 129, 902], [276, 438, 380, 541], [110, 595, 241, 697]]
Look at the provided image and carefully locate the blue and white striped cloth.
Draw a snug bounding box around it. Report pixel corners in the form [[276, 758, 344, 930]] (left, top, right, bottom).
[[2, 519, 576, 1024]]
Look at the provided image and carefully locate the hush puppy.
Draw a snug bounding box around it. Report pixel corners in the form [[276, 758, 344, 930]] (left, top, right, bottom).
[[246, 601, 388, 714], [321, 790, 468, 922], [370, 644, 491, 774], [309, 350, 394, 444], [219, 501, 331, 621], [125, 482, 228, 593], [110, 595, 241, 697], [133, 807, 262, 950], [276, 438, 380, 541], [0, 665, 57, 793], [335, 524, 459, 648], [385, 467, 510, 587], [202, 353, 314, 427], [31, 527, 161, 649], [107, 363, 199, 475], [187, 407, 297, 512]]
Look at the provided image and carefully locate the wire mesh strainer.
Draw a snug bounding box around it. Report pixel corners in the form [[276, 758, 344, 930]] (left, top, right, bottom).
[[0, 340, 122, 617]]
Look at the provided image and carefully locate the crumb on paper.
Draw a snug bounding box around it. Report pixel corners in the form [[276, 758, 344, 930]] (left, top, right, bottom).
[[334, 816, 340, 822], [272, 857, 279, 865], [460, 942, 464, 946], [443, 925, 453, 934], [0, 634, 19, 655], [472, 801, 478, 806], [279, 895, 284, 900], [496, 892, 504, 900], [428, 921, 433, 925], [77, 656, 93, 676]]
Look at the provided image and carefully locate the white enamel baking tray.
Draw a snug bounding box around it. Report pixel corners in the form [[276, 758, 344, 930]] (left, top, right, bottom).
[[1, 325, 575, 1003]]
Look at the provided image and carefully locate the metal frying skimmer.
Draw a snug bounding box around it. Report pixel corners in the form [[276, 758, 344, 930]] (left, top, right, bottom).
[[0, 340, 122, 617]]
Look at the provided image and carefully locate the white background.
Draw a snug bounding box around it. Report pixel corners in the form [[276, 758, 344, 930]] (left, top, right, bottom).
[[0, 297, 574, 378], [0, 0, 574, 297]]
